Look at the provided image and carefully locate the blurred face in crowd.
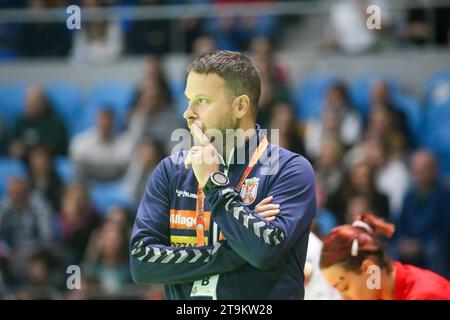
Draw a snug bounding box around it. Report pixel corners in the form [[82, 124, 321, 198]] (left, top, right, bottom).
[[137, 140, 161, 167], [7, 177, 30, 206], [27, 257, 50, 285], [97, 109, 114, 139], [371, 81, 390, 105], [184, 72, 240, 140], [62, 184, 90, 222], [319, 139, 342, 168], [321, 259, 383, 300], [346, 196, 370, 223], [326, 85, 346, 111], [29, 146, 51, 178], [106, 206, 129, 229], [351, 163, 372, 193], [365, 138, 388, 169], [25, 86, 48, 118], [143, 56, 162, 80], [322, 111, 340, 134], [99, 223, 125, 261], [270, 103, 294, 133], [138, 79, 164, 113], [410, 151, 438, 190], [192, 37, 216, 57], [369, 104, 392, 135]]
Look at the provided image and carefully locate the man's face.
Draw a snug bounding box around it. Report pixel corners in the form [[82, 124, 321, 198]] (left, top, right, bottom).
[[183, 72, 238, 143]]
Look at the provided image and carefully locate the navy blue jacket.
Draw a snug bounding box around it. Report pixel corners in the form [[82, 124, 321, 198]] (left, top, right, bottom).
[[130, 128, 317, 299]]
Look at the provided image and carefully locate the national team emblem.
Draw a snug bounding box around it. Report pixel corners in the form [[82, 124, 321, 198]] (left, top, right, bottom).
[[240, 177, 259, 205]]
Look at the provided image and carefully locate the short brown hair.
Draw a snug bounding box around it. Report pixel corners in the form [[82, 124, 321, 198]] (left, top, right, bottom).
[[187, 50, 261, 116]]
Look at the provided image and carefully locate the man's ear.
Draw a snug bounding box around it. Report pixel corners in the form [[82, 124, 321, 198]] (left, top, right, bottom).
[[233, 95, 251, 119], [360, 258, 377, 273]]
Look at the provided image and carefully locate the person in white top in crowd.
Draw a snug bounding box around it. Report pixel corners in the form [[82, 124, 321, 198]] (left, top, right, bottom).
[[70, 0, 123, 64], [70, 107, 145, 183], [322, 0, 390, 54], [366, 138, 410, 218], [305, 83, 362, 159]]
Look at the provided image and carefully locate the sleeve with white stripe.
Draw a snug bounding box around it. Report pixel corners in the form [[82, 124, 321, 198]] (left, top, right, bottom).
[[205, 155, 317, 270], [130, 156, 245, 285]]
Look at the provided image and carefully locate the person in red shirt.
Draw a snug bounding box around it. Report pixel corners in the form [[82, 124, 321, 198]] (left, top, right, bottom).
[[319, 213, 450, 300]]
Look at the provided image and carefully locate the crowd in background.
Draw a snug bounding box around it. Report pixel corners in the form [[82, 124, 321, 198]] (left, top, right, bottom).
[[0, 0, 449, 62], [0, 0, 449, 300]]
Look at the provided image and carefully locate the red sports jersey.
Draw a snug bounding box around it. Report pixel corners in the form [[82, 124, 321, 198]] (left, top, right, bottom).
[[394, 261, 450, 300]]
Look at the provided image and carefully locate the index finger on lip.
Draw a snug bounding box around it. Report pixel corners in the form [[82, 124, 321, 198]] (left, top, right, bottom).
[[190, 122, 211, 146]]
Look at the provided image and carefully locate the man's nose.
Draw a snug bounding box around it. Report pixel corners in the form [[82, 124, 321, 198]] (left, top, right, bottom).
[[183, 104, 196, 121]]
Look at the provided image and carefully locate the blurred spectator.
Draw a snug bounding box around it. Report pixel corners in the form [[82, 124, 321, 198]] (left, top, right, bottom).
[[22, 249, 63, 299], [269, 103, 305, 156], [206, 0, 279, 51], [322, 0, 390, 54], [59, 183, 101, 264], [138, 55, 173, 108], [328, 161, 390, 223], [366, 138, 410, 217], [345, 194, 371, 223], [122, 137, 165, 203], [83, 220, 132, 297], [0, 176, 54, 283], [28, 144, 64, 212], [397, 2, 450, 47], [9, 85, 68, 160], [305, 110, 340, 159], [18, 0, 72, 57], [70, 108, 144, 183], [130, 79, 183, 153], [365, 103, 409, 157], [305, 83, 362, 159], [370, 80, 412, 148], [314, 138, 344, 197], [192, 35, 216, 57], [71, 0, 123, 63], [252, 46, 291, 129], [104, 206, 131, 231], [125, 0, 171, 55], [394, 150, 450, 277], [314, 181, 338, 238]]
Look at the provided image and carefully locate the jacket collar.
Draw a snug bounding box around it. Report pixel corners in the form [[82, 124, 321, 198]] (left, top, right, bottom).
[[218, 124, 265, 170]]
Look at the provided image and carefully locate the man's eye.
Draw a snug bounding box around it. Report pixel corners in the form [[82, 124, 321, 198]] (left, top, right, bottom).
[[198, 98, 208, 104]]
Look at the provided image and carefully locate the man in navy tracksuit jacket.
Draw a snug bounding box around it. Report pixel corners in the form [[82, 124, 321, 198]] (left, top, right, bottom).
[[130, 51, 316, 300]]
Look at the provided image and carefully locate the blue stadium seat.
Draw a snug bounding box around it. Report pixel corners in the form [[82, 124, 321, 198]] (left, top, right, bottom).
[[0, 83, 26, 127], [0, 157, 27, 196], [391, 93, 422, 141], [293, 74, 340, 120], [90, 181, 134, 216], [46, 81, 83, 136], [170, 79, 188, 120], [425, 70, 450, 107], [421, 100, 450, 177], [349, 73, 400, 118], [88, 80, 134, 117], [54, 156, 75, 184]]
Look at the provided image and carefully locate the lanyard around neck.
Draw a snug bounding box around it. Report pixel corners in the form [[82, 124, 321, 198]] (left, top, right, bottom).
[[195, 136, 269, 246]]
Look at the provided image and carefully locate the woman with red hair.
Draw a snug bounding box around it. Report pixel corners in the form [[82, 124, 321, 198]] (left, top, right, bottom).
[[320, 214, 450, 300]]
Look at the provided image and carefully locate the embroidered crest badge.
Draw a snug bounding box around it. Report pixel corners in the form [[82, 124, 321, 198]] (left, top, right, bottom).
[[240, 177, 259, 205]]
